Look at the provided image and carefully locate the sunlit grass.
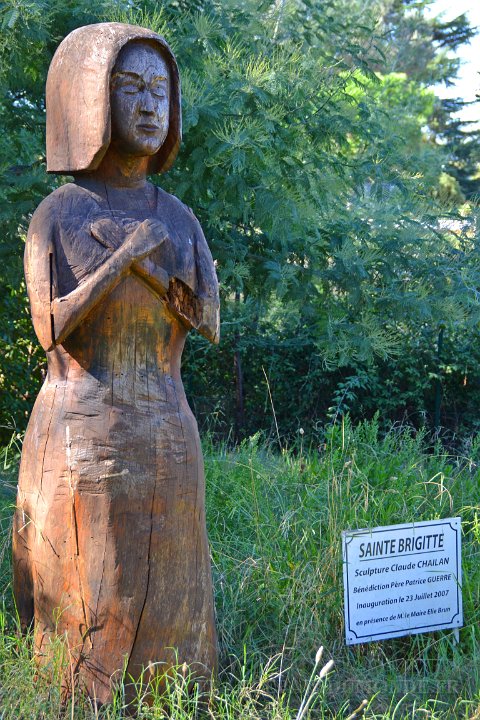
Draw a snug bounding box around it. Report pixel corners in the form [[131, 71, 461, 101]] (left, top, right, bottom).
[[0, 418, 478, 718]]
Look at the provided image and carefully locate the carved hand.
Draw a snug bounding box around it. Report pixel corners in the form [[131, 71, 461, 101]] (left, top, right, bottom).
[[124, 219, 168, 263], [91, 218, 169, 297]]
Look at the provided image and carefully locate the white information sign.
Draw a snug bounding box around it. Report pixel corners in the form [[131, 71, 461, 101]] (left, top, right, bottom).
[[342, 517, 462, 645]]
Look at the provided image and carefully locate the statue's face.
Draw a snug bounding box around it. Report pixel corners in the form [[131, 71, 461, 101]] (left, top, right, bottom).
[[110, 42, 170, 157]]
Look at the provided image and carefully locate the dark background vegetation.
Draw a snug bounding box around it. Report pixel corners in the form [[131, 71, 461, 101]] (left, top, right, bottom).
[[1, 0, 480, 444]]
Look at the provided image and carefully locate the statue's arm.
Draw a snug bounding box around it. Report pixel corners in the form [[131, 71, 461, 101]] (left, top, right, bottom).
[[25, 223, 133, 352], [50, 246, 137, 348], [90, 217, 169, 299], [131, 256, 169, 298], [193, 218, 220, 344], [25, 204, 166, 351], [166, 217, 220, 344]]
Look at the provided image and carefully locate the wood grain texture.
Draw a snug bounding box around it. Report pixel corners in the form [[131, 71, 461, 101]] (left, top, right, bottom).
[[46, 23, 181, 175], [13, 26, 219, 705]]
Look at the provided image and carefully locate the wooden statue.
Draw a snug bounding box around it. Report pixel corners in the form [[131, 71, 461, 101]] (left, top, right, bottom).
[[12, 23, 219, 704]]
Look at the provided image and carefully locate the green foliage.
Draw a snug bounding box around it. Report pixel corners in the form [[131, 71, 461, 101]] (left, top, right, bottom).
[[430, 98, 480, 201], [0, 423, 479, 717], [378, 1, 475, 85], [0, 0, 480, 440]]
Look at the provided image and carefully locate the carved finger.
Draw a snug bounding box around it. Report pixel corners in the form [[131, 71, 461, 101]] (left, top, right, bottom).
[[90, 219, 125, 251]]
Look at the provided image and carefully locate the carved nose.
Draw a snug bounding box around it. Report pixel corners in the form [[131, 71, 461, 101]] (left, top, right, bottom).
[[141, 91, 156, 114]]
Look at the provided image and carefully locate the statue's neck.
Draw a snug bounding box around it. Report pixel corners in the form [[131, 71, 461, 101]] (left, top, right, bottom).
[[80, 145, 150, 188]]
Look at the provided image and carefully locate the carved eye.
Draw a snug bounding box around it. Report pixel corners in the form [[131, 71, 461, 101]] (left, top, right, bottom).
[[151, 85, 167, 99], [121, 83, 142, 95], [112, 74, 143, 95]]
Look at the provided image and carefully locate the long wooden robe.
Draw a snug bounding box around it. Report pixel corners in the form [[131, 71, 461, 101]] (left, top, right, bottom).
[[12, 181, 219, 703]]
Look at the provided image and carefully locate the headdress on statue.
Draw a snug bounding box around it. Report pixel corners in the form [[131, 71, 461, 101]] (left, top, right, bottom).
[[46, 22, 181, 175]]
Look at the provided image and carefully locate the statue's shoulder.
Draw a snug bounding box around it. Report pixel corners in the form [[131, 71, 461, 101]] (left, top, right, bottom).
[[156, 186, 200, 231], [30, 183, 98, 230]]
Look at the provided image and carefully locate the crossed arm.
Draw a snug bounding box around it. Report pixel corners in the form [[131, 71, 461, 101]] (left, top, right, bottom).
[[25, 208, 219, 352], [25, 215, 168, 352]]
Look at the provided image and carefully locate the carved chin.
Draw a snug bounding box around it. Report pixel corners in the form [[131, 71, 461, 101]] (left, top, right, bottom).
[[112, 133, 168, 157], [135, 139, 166, 156], [134, 126, 168, 150]]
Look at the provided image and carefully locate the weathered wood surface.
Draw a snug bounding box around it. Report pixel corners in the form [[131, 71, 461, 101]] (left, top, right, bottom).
[[12, 24, 219, 705], [45, 23, 181, 175]]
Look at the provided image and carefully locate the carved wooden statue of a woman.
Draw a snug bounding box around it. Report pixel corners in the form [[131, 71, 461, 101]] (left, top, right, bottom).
[[12, 23, 219, 704]]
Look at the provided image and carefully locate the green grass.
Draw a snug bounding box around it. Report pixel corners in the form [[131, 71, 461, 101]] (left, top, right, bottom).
[[0, 417, 479, 718]]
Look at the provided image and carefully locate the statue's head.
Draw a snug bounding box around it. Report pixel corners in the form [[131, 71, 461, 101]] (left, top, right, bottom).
[[46, 23, 181, 175], [110, 41, 170, 159]]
